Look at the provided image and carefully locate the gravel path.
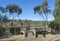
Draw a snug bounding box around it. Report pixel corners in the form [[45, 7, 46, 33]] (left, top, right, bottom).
[[0, 34, 59, 41], [20, 33, 47, 41], [20, 33, 58, 41]]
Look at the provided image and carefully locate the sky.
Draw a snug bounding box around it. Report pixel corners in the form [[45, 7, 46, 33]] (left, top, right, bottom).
[[0, 0, 54, 21]]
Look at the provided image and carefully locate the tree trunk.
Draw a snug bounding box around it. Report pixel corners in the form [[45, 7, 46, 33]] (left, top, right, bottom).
[[13, 14, 14, 26], [13, 14, 16, 35], [45, 14, 48, 31], [39, 13, 45, 27], [8, 14, 10, 36]]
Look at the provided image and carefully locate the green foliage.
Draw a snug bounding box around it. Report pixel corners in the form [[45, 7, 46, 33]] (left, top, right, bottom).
[[34, 5, 41, 14], [49, 21, 60, 30], [0, 28, 5, 36], [34, 0, 51, 26], [55, 0, 60, 7], [53, 0, 60, 18], [51, 0, 60, 30], [6, 4, 22, 14], [34, 0, 50, 16], [5, 4, 22, 27], [34, 0, 51, 28], [0, 6, 6, 13]]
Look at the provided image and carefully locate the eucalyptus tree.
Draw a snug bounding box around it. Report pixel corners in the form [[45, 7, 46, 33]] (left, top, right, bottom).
[[53, 0, 60, 20], [0, 6, 8, 28], [6, 4, 22, 26], [34, 0, 51, 29], [51, 0, 60, 32], [5, 4, 22, 35], [0, 6, 9, 36]]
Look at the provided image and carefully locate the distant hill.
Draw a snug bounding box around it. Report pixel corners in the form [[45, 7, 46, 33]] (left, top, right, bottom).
[[0, 20, 51, 28]]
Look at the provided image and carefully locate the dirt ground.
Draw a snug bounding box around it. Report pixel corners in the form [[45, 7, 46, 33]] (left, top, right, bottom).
[[0, 34, 60, 41]]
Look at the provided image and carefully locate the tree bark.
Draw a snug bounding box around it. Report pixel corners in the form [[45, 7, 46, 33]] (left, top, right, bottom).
[[45, 14, 48, 31]]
